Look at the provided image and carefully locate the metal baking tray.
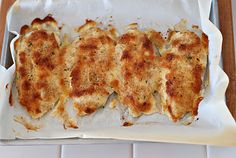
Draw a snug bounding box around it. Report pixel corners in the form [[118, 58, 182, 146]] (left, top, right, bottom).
[[0, 0, 220, 145]]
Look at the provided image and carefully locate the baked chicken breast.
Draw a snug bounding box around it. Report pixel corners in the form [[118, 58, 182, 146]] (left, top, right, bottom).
[[14, 16, 62, 119], [158, 30, 208, 121], [112, 24, 164, 117], [65, 20, 117, 116]]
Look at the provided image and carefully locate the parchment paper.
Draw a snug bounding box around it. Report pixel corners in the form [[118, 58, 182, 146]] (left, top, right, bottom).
[[0, 0, 236, 146]]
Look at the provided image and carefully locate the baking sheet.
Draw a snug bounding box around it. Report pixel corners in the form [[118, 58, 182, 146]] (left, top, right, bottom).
[[0, 0, 236, 146]]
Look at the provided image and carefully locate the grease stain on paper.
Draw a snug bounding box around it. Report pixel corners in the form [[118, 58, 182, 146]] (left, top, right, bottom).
[[14, 116, 41, 131]]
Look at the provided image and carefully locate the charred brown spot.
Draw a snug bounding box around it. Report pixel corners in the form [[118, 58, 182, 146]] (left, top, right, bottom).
[[42, 15, 57, 23], [30, 30, 49, 41], [5, 83, 9, 89], [121, 50, 131, 60], [148, 30, 165, 48], [9, 86, 13, 106], [85, 19, 95, 23], [110, 79, 119, 88], [84, 107, 96, 114], [18, 67, 27, 78], [35, 108, 42, 114], [20, 25, 30, 35], [192, 25, 199, 29], [80, 43, 98, 50], [99, 35, 113, 45], [134, 61, 145, 71], [58, 105, 65, 113], [166, 80, 174, 97], [192, 97, 203, 116], [19, 52, 27, 64], [179, 44, 187, 51], [167, 31, 176, 41], [108, 27, 117, 38], [142, 37, 153, 50], [124, 95, 152, 114], [123, 121, 133, 127], [166, 53, 174, 61], [31, 15, 57, 26], [33, 51, 54, 70], [77, 19, 97, 33], [33, 92, 41, 100], [139, 101, 151, 112], [167, 106, 177, 122], [192, 65, 203, 93], [201, 33, 209, 49], [119, 33, 135, 44], [66, 123, 79, 129], [22, 80, 31, 91], [70, 65, 81, 86], [72, 86, 109, 98], [31, 18, 41, 25], [124, 71, 132, 80], [60, 78, 65, 86], [171, 32, 201, 52]]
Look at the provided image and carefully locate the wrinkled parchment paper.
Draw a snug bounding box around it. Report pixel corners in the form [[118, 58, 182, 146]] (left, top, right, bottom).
[[0, 0, 236, 146]]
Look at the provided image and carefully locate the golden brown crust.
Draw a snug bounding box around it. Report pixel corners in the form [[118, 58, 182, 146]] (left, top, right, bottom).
[[15, 16, 61, 119], [146, 29, 165, 51], [20, 25, 30, 35], [31, 15, 57, 26]]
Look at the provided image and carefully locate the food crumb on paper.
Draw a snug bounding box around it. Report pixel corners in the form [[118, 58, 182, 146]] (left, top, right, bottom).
[[14, 116, 41, 131], [9, 86, 13, 106], [13, 129, 21, 137], [51, 96, 78, 129], [122, 121, 133, 127], [109, 97, 119, 109], [5, 83, 9, 89], [192, 25, 199, 29]]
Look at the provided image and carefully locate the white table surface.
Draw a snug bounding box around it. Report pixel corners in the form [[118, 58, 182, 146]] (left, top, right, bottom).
[[0, 143, 236, 158], [0, 0, 236, 157]]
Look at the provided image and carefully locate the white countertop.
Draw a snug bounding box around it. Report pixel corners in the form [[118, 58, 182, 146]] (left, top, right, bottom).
[[0, 143, 236, 158]]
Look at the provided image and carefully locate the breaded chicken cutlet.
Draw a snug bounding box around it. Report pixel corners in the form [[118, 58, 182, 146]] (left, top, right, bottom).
[[14, 15, 62, 119], [112, 24, 165, 117], [158, 30, 208, 122], [63, 20, 117, 116]]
